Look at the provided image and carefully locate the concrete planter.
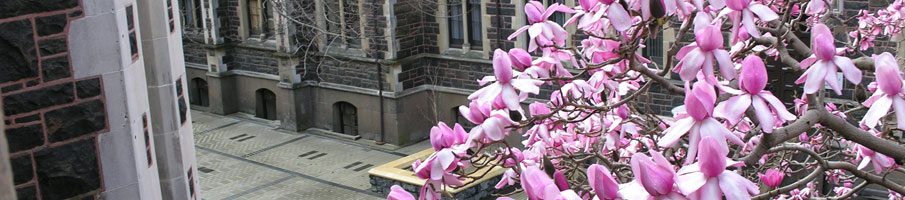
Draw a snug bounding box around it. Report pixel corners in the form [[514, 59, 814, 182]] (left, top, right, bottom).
[[368, 149, 514, 199]]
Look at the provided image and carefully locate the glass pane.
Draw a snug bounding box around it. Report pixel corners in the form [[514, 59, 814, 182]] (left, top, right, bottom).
[[448, 1, 463, 48], [248, 0, 262, 35], [468, 0, 481, 50], [343, 0, 361, 48], [324, 1, 342, 44], [194, 0, 203, 27]]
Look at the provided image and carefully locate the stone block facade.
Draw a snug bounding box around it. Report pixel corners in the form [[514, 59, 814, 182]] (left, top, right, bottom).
[[182, 0, 901, 146], [1, 0, 198, 199]]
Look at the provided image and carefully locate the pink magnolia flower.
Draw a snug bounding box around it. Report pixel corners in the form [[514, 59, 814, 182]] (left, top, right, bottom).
[[860, 52, 905, 129], [677, 137, 759, 199], [429, 122, 468, 151], [795, 23, 862, 95], [674, 15, 737, 84], [457, 100, 518, 142], [760, 169, 784, 188], [856, 144, 894, 174], [805, 0, 827, 15], [565, 0, 632, 32], [587, 164, 620, 200], [509, 1, 575, 52], [618, 151, 686, 199], [521, 166, 582, 200], [469, 49, 543, 111], [658, 81, 745, 164], [411, 149, 464, 200], [715, 55, 796, 133], [721, 0, 779, 44], [509, 48, 534, 71], [387, 185, 415, 200]]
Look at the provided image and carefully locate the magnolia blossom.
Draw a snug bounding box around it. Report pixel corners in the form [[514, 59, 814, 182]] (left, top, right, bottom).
[[860, 52, 905, 129], [521, 166, 582, 200], [618, 151, 686, 199], [677, 137, 759, 199], [659, 81, 745, 164], [565, 0, 631, 32], [412, 149, 463, 200], [720, 0, 779, 43], [805, 0, 827, 15], [674, 15, 736, 84], [387, 185, 415, 200], [469, 49, 543, 111], [760, 169, 784, 188], [458, 100, 517, 142], [510, 1, 575, 52], [429, 122, 468, 151], [715, 55, 796, 133], [856, 144, 894, 174], [587, 164, 620, 200], [796, 23, 862, 95]]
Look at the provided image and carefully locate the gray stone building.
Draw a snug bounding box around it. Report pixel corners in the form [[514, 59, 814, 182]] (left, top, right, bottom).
[[1, 0, 198, 199], [180, 0, 903, 147]]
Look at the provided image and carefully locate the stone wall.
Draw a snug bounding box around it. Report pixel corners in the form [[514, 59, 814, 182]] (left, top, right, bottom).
[[0, 1, 109, 199], [230, 45, 280, 75], [183, 40, 209, 66], [320, 58, 392, 90]]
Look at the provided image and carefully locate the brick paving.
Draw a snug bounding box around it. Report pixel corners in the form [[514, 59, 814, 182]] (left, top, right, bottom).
[[190, 110, 432, 200]]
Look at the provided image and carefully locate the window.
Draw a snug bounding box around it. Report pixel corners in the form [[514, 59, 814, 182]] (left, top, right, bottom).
[[143, 113, 153, 167], [448, 0, 482, 50], [324, 0, 362, 48], [642, 33, 664, 67], [246, 0, 274, 38], [127, 5, 139, 61], [333, 102, 358, 136], [549, 0, 566, 25], [168, 0, 176, 33], [181, 0, 204, 30]]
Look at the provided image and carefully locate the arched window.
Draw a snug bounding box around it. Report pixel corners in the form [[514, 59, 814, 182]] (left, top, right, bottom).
[[189, 78, 209, 107], [332, 102, 358, 135], [255, 89, 277, 120]]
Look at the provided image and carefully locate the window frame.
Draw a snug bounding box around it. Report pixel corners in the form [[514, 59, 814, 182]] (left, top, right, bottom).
[[181, 0, 204, 32], [439, 0, 488, 58], [317, 0, 366, 52]]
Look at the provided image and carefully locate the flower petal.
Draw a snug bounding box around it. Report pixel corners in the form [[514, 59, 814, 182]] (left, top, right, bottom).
[[751, 96, 777, 133], [658, 118, 696, 147], [608, 4, 632, 32], [718, 171, 759, 200], [861, 96, 892, 128], [834, 56, 862, 85], [748, 4, 778, 21]]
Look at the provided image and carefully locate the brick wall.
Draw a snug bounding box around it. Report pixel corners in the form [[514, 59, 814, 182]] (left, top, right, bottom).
[[0, 1, 110, 199], [230, 46, 279, 74], [320, 58, 391, 90], [183, 40, 209, 66]]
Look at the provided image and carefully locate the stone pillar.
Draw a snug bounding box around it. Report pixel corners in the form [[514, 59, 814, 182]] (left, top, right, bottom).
[[200, 0, 236, 115], [135, 0, 199, 199], [274, 0, 304, 131], [0, 100, 14, 200]]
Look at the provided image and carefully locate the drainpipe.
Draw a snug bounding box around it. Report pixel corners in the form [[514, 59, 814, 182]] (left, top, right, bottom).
[[497, 0, 503, 49], [375, 58, 386, 145]]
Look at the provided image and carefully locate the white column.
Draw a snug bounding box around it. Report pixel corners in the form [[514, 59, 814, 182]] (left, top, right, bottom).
[[135, 0, 199, 199]]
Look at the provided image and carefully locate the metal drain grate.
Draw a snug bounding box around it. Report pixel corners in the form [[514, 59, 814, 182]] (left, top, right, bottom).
[[307, 153, 327, 160], [198, 167, 215, 173], [353, 164, 373, 172], [298, 151, 318, 158]]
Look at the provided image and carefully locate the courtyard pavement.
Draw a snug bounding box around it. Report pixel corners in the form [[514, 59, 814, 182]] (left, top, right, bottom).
[[190, 110, 432, 200]]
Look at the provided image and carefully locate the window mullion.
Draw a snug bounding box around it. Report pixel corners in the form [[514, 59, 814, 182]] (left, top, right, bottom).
[[339, 0, 347, 48], [461, 0, 470, 51]]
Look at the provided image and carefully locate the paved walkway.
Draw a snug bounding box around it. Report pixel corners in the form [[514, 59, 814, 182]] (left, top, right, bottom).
[[190, 110, 431, 200]]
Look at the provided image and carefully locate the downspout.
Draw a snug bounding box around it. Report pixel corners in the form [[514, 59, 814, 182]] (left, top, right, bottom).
[[376, 59, 386, 145], [497, 0, 504, 50]]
